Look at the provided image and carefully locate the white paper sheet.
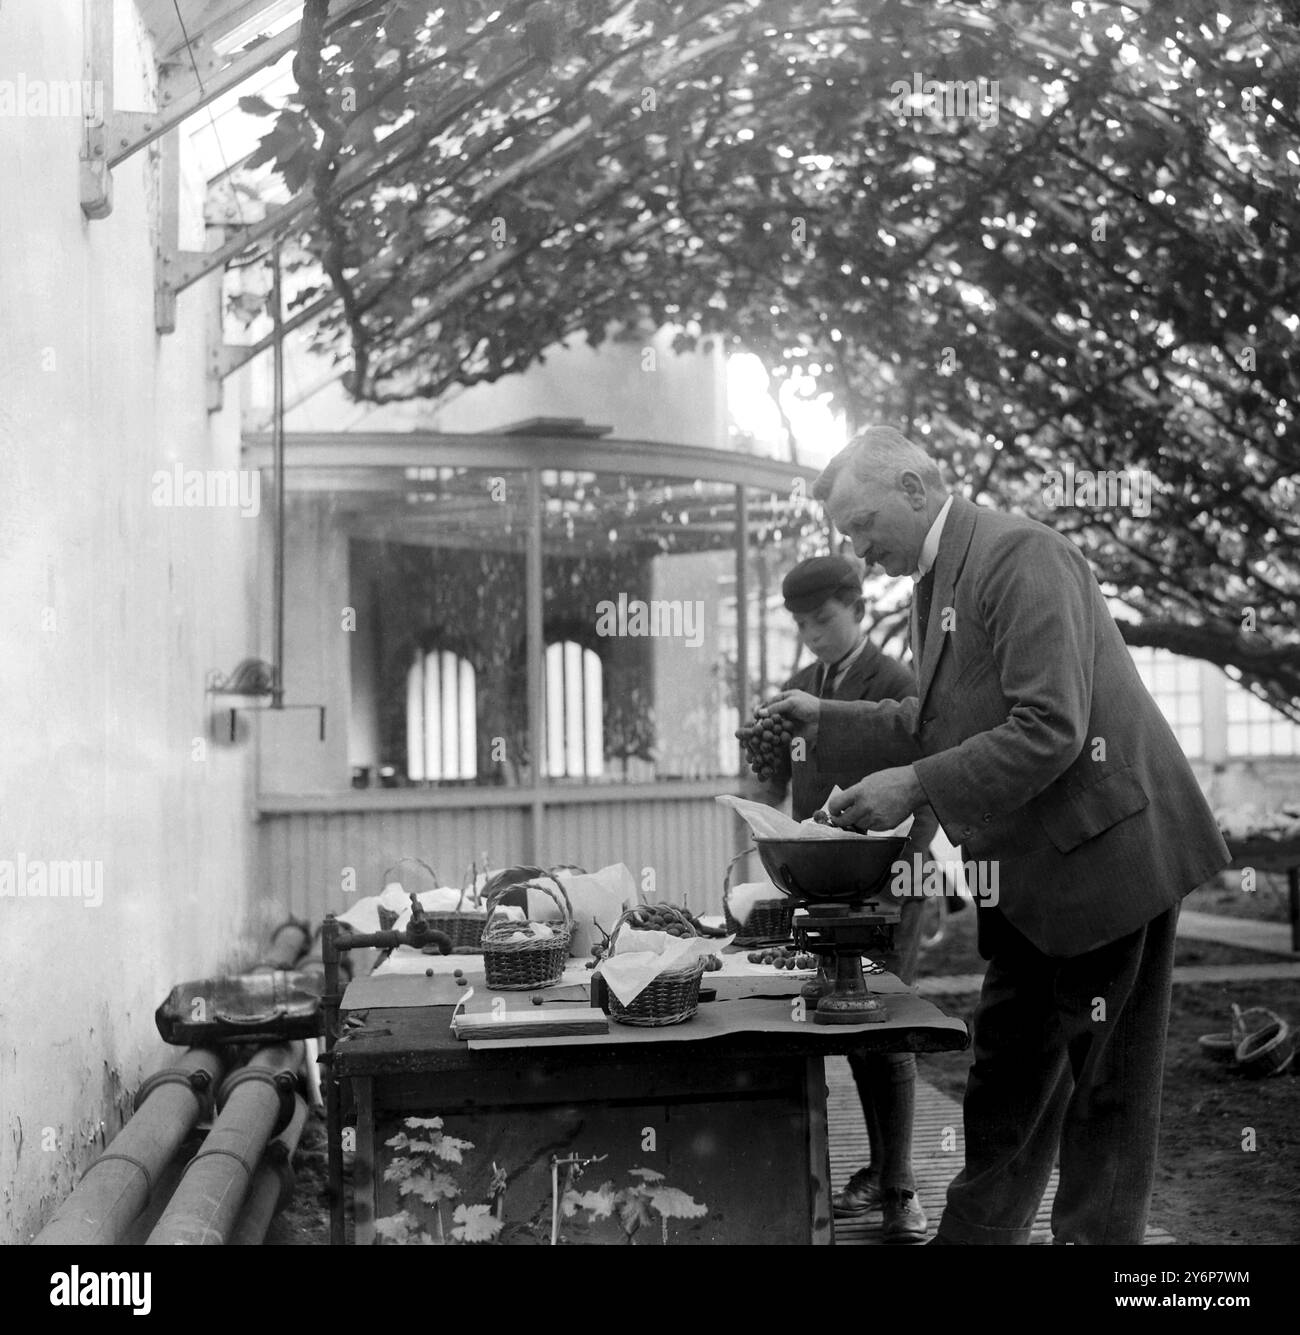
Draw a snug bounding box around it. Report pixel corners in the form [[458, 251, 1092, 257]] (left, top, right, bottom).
[[716, 792, 913, 841]]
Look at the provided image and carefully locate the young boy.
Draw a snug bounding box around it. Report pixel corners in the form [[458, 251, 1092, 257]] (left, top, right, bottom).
[[745, 554, 938, 1243]]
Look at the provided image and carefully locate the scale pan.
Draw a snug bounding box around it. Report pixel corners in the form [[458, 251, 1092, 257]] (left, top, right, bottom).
[[755, 835, 908, 905]]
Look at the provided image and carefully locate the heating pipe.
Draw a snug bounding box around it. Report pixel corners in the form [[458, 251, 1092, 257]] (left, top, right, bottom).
[[146, 1042, 303, 1246], [228, 1093, 310, 1245], [252, 917, 312, 972], [32, 1047, 226, 1246]]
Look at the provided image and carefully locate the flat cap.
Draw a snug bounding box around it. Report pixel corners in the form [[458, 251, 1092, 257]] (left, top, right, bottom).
[[782, 555, 865, 613]]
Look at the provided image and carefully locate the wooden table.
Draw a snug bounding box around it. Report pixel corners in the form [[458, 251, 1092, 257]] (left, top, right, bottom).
[[332, 959, 967, 1245], [1224, 836, 1300, 952]]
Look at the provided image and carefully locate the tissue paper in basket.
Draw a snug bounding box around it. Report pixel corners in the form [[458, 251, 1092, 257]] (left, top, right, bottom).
[[598, 927, 733, 1008], [523, 862, 635, 958]]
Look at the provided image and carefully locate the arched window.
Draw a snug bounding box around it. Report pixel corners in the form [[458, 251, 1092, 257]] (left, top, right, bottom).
[[544, 640, 603, 777], [406, 648, 477, 781]]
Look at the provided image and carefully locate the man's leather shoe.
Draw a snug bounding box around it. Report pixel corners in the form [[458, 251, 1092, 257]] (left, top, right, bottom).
[[832, 1168, 883, 1218], [881, 1188, 928, 1244]]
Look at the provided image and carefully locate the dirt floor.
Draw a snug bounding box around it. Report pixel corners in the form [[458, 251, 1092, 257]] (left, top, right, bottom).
[[915, 904, 1300, 1247], [265, 1109, 333, 1245], [270, 893, 1298, 1246]]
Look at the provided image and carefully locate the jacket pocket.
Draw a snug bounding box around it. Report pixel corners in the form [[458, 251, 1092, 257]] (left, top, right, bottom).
[[1036, 765, 1150, 854]]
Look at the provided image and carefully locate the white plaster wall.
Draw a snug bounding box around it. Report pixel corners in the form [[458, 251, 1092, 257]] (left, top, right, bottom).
[[0, 1, 262, 1241]]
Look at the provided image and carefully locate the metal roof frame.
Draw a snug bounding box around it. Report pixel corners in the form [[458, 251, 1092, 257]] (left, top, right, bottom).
[[241, 431, 820, 492]]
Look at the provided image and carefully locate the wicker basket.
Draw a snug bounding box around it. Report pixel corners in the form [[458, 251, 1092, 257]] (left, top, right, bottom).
[[1233, 1004, 1294, 1078], [602, 905, 706, 1027], [722, 847, 795, 946], [382, 858, 488, 954], [480, 870, 573, 990]]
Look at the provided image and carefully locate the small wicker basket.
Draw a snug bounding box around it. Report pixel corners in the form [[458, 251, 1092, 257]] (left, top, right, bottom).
[[381, 858, 488, 953], [722, 847, 795, 946], [601, 905, 706, 1027], [1232, 1004, 1294, 1078], [480, 870, 573, 990]]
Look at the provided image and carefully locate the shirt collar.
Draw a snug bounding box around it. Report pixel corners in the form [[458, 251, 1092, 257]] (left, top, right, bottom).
[[823, 629, 871, 691], [913, 495, 954, 582]]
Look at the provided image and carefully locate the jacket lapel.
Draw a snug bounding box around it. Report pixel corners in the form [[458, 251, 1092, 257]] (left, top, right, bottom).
[[916, 496, 978, 710]]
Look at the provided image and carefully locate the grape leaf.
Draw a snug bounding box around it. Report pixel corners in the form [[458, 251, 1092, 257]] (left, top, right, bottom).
[[563, 1182, 617, 1219], [373, 1214, 414, 1243], [430, 1133, 474, 1163], [384, 1155, 416, 1183], [399, 1169, 459, 1202], [450, 1202, 503, 1243], [618, 1193, 652, 1237], [645, 1186, 708, 1220]]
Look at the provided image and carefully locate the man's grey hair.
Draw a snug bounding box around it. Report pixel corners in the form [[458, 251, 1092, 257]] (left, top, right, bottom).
[[812, 425, 944, 501]]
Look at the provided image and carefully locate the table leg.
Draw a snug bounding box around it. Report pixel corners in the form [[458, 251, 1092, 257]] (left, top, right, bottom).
[[1290, 867, 1299, 954], [805, 1055, 833, 1245], [353, 1077, 376, 1246]]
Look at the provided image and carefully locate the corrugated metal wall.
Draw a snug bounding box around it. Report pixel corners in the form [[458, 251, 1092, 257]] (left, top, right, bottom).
[[259, 805, 530, 920], [537, 797, 735, 912], [259, 793, 739, 922]]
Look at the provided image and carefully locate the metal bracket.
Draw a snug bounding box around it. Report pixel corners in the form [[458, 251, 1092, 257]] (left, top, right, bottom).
[[213, 288, 338, 380], [78, 0, 344, 221], [102, 0, 376, 170], [80, 0, 113, 218], [156, 128, 215, 333], [221, 703, 327, 743], [109, 27, 301, 170]]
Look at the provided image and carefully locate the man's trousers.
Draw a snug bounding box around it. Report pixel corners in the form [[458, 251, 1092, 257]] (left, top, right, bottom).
[[937, 903, 1180, 1244]]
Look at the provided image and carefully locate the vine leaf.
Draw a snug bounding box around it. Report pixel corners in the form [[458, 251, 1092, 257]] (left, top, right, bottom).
[[400, 1169, 459, 1203], [563, 1182, 616, 1219], [645, 1185, 708, 1220], [619, 1193, 652, 1237], [450, 1202, 504, 1243], [374, 1214, 415, 1243]]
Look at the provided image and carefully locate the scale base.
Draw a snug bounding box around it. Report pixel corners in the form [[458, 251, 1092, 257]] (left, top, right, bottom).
[[814, 994, 890, 1025], [796, 902, 897, 1026]]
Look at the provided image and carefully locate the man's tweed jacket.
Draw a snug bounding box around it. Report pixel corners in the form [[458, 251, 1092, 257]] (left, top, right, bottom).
[[816, 495, 1229, 957]]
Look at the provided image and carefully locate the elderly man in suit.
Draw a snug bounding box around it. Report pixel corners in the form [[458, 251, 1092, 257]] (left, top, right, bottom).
[[766, 425, 1229, 1245]]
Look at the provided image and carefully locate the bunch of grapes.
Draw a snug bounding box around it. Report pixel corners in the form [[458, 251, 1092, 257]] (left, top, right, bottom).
[[737, 709, 795, 780]]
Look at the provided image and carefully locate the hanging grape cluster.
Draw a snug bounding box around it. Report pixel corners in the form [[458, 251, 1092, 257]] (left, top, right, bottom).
[[737, 709, 795, 781]]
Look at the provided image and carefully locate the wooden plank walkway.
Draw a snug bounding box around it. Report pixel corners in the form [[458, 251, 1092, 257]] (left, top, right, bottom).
[[1177, 909, 1296, 956], [825, 1057, 1175, 1245]]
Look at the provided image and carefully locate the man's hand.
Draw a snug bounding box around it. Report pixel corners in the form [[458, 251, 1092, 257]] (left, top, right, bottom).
[[761, 690, 820, 746], [829, 766, 925, 831]]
